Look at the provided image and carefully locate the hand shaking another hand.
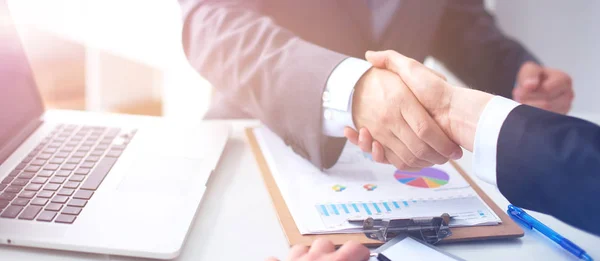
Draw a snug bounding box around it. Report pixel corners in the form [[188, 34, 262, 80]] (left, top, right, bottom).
[[346, 50, 494, 168], [350, 56, 463, 171]]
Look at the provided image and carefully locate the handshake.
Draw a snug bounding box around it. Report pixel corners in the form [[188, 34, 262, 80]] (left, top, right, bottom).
[[344, 51, 572, 170]]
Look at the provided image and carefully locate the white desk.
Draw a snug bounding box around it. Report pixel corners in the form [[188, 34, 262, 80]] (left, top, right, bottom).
[[1, 120, 599, 261]]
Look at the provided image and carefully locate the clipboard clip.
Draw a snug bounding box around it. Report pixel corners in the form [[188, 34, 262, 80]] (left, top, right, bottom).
[[349, 213, 452, 245]]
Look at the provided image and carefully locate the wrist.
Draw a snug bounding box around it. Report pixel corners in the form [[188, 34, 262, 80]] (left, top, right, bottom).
[[351, 68, 375, 129], [445, 86, 493, 151]]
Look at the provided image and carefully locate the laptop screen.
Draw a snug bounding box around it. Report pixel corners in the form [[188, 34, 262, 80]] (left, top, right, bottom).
[[0, 1, 45, 163]]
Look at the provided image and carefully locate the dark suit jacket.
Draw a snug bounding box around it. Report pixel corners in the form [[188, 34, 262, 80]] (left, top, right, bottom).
[[498, 105, 600, 236], [179, 0, 537, 169]]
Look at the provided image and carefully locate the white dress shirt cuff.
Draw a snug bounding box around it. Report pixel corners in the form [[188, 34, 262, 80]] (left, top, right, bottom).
[[322, 57, 372, 137], [473, 96, 520, 186]]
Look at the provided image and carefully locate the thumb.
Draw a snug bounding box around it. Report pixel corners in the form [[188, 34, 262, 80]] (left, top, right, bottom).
[[365, 50, 395, 70], [517, 62, 543, 91]]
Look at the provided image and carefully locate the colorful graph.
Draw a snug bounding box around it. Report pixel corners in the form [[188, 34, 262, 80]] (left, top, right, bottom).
[[363, 184, 377, 191], [332, 184, 347, 192], [394, 168, 449, 188]]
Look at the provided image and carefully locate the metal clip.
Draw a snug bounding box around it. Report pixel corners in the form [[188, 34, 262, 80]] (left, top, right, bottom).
[[349, 213, 452, 245]]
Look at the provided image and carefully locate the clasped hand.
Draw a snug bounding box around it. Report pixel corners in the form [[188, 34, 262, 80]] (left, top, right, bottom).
[[349, 51, 462, 170], [347, 51, 573, 168]]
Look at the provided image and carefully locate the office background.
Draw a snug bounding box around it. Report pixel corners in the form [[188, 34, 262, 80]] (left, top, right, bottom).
[[7, 0, 598, 118]]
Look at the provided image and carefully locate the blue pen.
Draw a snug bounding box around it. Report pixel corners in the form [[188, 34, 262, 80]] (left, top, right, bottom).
[[507, 205, 594, 261]]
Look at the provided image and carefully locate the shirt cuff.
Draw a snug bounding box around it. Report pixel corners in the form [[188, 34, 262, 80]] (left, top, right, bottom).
[[473, 96, 520, 186], [322, 57, 372, 137]]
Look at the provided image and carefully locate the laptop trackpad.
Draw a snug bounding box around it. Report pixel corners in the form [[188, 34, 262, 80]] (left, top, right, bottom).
[[116, 155, 210, 196]]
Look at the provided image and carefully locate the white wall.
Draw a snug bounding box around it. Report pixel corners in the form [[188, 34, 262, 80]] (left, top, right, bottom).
[[8, 0, 213, 119], [493, 0, 600, 114]]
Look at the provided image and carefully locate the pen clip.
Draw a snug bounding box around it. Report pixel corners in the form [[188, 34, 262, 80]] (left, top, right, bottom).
[[507, 205, 533, 229]]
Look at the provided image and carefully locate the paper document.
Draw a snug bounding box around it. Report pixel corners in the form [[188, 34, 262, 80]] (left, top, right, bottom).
[[254, 127, 501, 234]]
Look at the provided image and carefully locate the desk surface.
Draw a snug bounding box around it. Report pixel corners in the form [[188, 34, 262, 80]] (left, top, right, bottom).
[[1, 120, 599, 261]]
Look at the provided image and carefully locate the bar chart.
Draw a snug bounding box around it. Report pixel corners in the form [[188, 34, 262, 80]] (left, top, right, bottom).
[[315, 195, 498, 229]]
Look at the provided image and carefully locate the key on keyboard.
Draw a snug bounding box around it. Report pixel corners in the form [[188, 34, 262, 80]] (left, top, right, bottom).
[[0, 124, 135, 224]]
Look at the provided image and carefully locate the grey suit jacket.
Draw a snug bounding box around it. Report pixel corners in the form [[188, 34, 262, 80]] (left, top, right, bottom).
[[178, 0, 538, 169]]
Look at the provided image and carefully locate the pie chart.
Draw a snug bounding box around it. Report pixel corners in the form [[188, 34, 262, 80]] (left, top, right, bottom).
[[394, 168, 449, 188]]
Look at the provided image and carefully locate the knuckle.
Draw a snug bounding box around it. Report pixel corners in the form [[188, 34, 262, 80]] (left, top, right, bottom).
[[412, 144, 430, 160], [436, 157, 449, 165], [396, 162, 409, 170], [405, 155, 420, 167], [406, 59, 421, 74], [413, 120, 432, 139]]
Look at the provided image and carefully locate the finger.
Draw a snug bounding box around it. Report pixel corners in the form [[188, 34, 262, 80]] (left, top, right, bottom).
[[330, 241, 371, 261], [527, 93, 573, 114], [287, 245, 309, 260], [384, 144, 421, 172], [344, 127, 359, 146], [390, 114, 448, 165], [517, 61, 543, 91], [386, 127, 433, 168], [398, 90, 462, 161], [540, 71, 572, 98], [514, 77, 569, 101], [554, 97, 572, 114], [358, 128, 373, 153], [366, 50, 447, 81], [308, 238, 335, 255], [372, 141, 389, 164]]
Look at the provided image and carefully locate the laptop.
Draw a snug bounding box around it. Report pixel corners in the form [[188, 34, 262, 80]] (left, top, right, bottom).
[[0, 2, 229, 259]]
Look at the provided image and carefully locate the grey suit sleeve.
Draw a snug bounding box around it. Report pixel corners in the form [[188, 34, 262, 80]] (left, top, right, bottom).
[[179, 0, 348, 169], [431, 0, 539, 98]]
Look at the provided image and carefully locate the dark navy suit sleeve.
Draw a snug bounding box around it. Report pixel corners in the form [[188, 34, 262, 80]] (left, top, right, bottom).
[[431, 0, 539, 98], [497, 105, 600, 236]]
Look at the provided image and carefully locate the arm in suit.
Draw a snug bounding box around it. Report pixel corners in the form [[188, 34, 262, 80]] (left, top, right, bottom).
[[493, 105, 600, 236], [178, 0, 349, 168], [431, 0, 539, 98]]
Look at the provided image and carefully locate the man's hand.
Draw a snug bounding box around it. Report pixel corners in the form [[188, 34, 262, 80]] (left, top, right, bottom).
[[266, 239, 370, 261], [351, 67, 462, 170], [346, 50, 494, 164], [513, 61, 573, 114]]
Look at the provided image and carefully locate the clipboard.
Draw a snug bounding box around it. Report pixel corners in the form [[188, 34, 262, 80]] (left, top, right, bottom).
[[245, 128, 523, 247]]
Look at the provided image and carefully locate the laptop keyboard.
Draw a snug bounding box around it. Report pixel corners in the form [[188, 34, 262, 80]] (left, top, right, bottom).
[[0, 124, 136, 224]]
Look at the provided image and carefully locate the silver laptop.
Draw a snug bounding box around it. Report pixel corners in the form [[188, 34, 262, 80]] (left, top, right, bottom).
[[0, 3, 229, 259]]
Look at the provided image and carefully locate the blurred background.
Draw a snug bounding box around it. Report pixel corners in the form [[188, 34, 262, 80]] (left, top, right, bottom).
[[7, 0, 599, 119]]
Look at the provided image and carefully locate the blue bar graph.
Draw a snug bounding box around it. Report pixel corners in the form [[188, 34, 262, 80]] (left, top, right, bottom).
[[317, 199, 429, 218], [331, 204, 339, 215], [352, 203, 360, 213], [362, 203, 372, 215], [383, 202, 392, 212], [320, 205, 329, 216], [341, 204, 350, 214], [372, 203, 381, 213]]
